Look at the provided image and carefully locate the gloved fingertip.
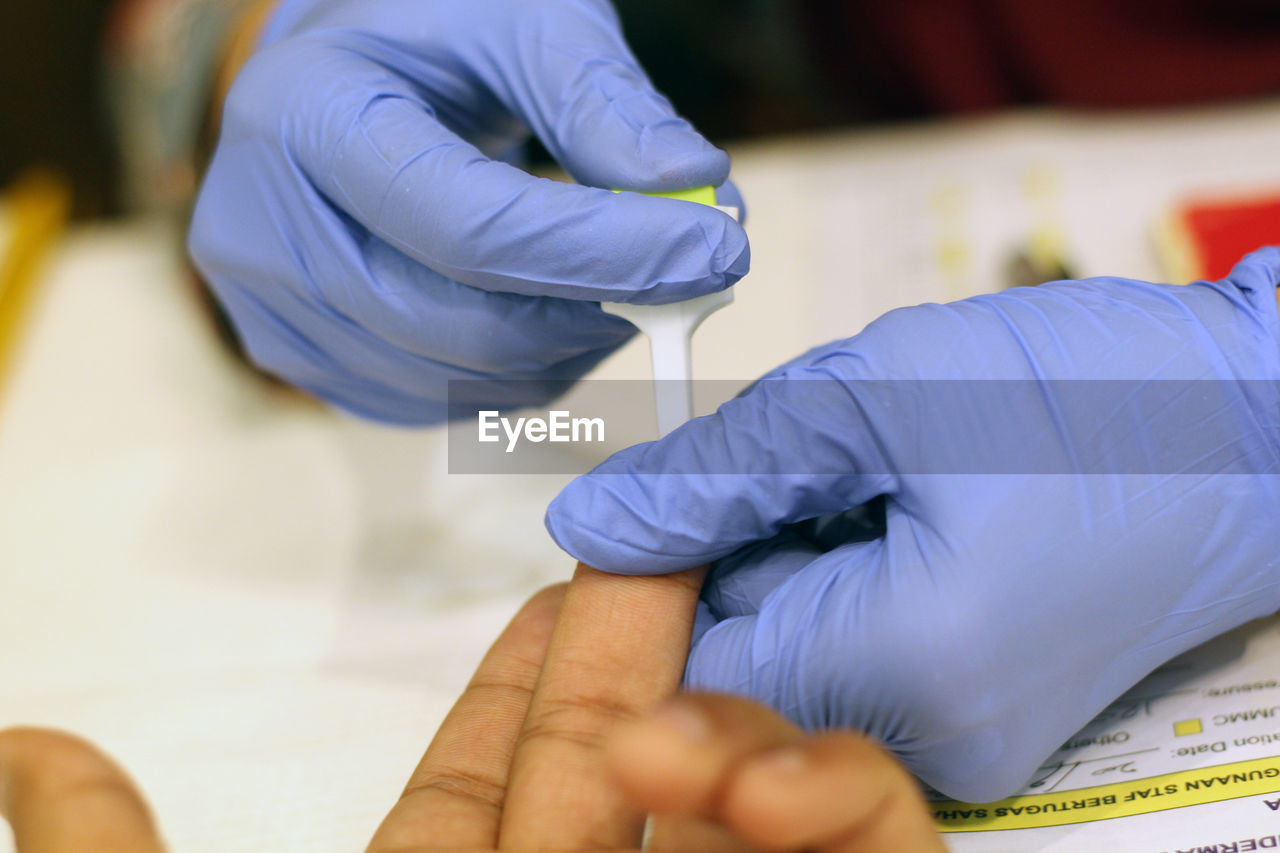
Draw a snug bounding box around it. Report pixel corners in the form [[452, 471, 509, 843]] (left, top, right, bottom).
[[543, 495, 598, 563], [558, 87, 729, 189], [719, 226, 751, 281], [545, 488, 635, 573], [544, 480, 707, 575], [643, 137, 731, 189], [578, 142, 730, 196]]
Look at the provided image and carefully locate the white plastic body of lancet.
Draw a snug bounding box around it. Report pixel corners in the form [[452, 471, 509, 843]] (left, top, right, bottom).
[[601, 202, 740, 437]]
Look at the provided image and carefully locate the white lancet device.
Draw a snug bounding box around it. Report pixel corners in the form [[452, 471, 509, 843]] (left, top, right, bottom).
[[601, 187, 741, 437]]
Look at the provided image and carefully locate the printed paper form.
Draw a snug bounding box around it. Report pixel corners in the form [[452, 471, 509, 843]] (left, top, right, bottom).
[[935, 614, 1280, 852]]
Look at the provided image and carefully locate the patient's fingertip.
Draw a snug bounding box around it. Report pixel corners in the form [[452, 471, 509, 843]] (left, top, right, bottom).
[[607, 701, 716, 814], [720, 746, 818, 849], [508, 582, 569, 632], [723, 733, 942, 852], [525, 582, 570, 612], [646, 702, 713, 742]]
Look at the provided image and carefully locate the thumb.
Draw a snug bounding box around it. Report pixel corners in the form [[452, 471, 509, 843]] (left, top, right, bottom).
[[488, 1, 730, 192]]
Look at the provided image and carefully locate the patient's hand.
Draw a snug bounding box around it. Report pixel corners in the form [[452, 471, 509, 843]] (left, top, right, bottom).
[[0, 564, 944, 852], [611, 693, 946, 852], [369, 562, 709, 850]]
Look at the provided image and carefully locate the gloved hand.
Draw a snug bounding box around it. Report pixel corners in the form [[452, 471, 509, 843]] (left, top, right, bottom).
[[189, 0, 748, 423], [546, 248, 1280, 803]]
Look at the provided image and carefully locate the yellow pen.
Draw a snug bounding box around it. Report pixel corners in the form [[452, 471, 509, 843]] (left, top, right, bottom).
[[0, 169, 71, 411]]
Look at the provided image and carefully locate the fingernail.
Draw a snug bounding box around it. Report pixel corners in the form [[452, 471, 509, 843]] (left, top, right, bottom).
[[647, 702, 710, 742], [752, 746, 809, 778]]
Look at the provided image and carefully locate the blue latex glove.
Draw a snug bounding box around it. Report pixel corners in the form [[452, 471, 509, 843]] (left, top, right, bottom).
[[546, 248, 1280, 803], [189, 0, 748, 424]]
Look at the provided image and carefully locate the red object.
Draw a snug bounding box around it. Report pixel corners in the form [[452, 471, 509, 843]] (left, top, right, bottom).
[[1174, 194, 1280, 280]]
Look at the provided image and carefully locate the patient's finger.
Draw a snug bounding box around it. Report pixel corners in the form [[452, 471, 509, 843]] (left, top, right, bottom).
[[0, 727, 165, 853], [724, 732, 945, 853], [367, 584, 567, 852], [609, 693, 944, 853], [610, 693, 797, 853], [499, 563, 705, 850]]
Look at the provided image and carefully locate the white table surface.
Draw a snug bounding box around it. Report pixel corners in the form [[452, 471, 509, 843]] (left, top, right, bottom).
[[4, 98, 1280, 851]]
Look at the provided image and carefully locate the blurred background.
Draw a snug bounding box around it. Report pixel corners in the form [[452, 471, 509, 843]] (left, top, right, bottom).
[[8, 0, 1280, 216]]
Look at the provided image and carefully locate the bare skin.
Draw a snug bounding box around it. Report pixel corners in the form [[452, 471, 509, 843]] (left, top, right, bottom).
[[0, 564, 945, 852], [0, 728, 164, 853]]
